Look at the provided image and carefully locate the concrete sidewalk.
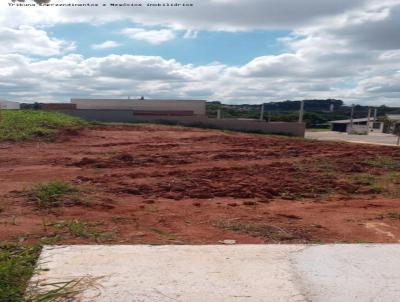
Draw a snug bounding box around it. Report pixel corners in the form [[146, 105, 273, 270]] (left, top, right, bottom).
[[306, 131, 399, 146], [31, 245, 400, 301]]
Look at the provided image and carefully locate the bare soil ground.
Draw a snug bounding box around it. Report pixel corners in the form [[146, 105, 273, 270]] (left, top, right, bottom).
[[1, 124, 400, 244]]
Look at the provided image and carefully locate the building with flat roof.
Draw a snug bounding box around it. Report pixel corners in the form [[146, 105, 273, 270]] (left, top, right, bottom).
[[71, 98, 207, 116], [386, 114, 400, 122], [386, 114, 400, 134], [330, 118, 383, 133]]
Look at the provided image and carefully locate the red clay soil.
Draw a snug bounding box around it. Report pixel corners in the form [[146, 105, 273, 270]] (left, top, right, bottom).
[[1, 124, 400, 245]]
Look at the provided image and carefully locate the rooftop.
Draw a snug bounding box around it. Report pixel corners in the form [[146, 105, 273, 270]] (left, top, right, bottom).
[[387, 114, 400, 120], [71, 98, 206, 102], [330, 118, 374, 124]]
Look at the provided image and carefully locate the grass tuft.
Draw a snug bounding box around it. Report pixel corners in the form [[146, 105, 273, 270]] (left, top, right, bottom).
[[351, 174, 383, 193], [0, 244, 41, 302], [365, 156, 400, 170], [386, 172, 400, 184], [214, 220, 305, 242], [0, 244, 101, 302], [351, 174, 377, 186], [25, 276, 103, 302], [51, 220, 114, 242], [349, 171, 400, 197], [28, 182, 79, 208]]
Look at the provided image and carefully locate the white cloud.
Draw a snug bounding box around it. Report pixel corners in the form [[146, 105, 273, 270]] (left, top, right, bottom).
[[0, 50, 399, 107], [0, 25, 74, 56], [0, 0, 399, 106], [91, 40, 122, 50], [0, 54, 222, 102], [0, 0, 369, 30], [121, 28, 175, 44]]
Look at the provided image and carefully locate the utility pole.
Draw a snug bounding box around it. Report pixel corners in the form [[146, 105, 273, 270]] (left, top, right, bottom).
[[367, 107, 372, 133], [267, 111, 271, 123], [298, 100, 304, 123], [259, 103, 265, 121], [374, 108, 378, 122], [349, 104, 355, 132], [217, 109, 221, 119]]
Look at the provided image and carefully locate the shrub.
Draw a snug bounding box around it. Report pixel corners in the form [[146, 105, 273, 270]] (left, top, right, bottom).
[[0, 110, 86, 142]]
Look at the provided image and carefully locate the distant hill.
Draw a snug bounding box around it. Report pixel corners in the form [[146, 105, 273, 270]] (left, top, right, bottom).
[[264, 99, 343, 112]]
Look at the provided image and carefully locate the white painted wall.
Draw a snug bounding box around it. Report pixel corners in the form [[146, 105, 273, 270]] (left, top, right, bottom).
[[347, 124, 369, 134], [0, 100, 20, 109], [71, 99, 206, 115]]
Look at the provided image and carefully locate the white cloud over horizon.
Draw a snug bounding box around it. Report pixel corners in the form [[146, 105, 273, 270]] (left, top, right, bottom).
[[0, 0, 399, 106]]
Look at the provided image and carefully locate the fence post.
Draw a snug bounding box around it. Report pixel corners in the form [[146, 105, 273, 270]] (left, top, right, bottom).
[[349, 104, 355, 133], [259, 103, 264, 121], [298, 100, 304, 123], [367, 107, 372, 134]]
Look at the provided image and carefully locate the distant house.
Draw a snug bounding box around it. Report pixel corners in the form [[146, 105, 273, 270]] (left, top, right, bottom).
[[330, 118, 383, 133], [386, 115, 400, 133], [0, 100, 20, 109], [386, 115, 400, 122]]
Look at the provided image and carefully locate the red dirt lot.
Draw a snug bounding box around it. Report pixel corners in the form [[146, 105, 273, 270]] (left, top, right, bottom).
[[1, 124, 400, 245]]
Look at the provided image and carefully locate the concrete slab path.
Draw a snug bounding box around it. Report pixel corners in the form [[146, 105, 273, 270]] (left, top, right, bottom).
[[306, 131, 399, 146], [31, 245, 400, 301]]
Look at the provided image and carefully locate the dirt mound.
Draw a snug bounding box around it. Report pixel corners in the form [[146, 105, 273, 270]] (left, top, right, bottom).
[[105, 163, 339, 200]]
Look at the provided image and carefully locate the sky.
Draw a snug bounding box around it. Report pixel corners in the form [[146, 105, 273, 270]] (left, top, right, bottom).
[[1, 0, 400, 106]]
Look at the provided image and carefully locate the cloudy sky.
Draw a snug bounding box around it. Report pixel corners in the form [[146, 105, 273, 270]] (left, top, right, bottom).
[[1, 0, 400, 105]]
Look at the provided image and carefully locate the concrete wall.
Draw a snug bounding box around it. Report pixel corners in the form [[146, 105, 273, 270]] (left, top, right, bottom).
[[59, 109, 134, 123], [71, 99, 206, 115], [370, 122, 384, 133], [56, 109, 305, 137], [347, 124, 369, 135], [0, 100, 20, 109]]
